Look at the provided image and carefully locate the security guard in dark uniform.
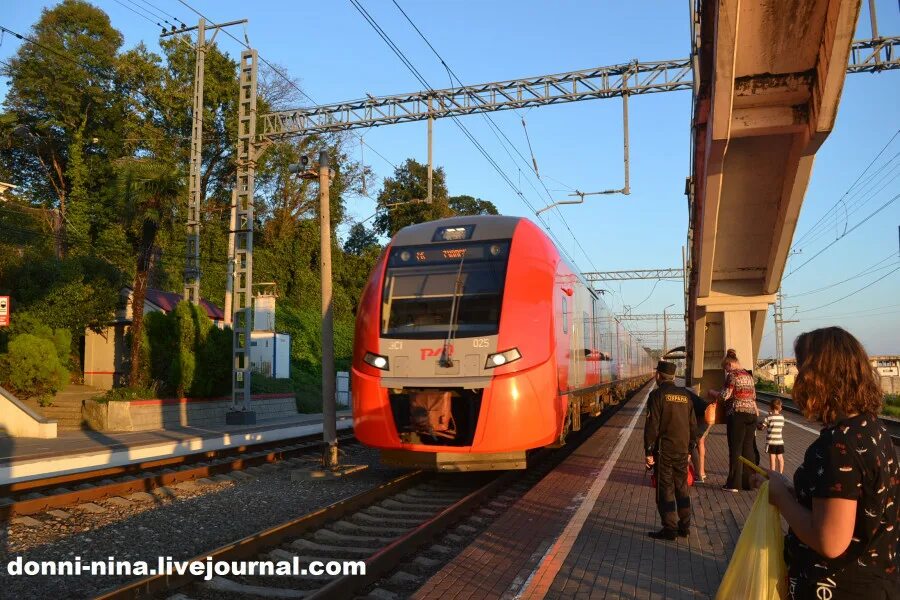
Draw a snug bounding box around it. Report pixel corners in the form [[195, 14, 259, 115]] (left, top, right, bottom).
[[644, 360, 699, 540]]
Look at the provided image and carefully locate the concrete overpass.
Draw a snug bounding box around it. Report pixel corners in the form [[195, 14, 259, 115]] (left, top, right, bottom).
[[686, 0, 863, 391]]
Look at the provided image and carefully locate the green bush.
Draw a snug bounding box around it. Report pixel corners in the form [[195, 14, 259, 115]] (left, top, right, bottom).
[[251, 373, 295, 394], [0, 334, 69, 399], [139, 301, 232, 398], [95, 385, 158, 403]]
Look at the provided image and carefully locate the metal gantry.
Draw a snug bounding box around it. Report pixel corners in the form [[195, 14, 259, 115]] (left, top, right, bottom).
[[228, 49, 258, 423], [257, 37, 898, 139], [616, 312, 686, 321], [261, 59, 692, 137], [584, 269, 684, 282]]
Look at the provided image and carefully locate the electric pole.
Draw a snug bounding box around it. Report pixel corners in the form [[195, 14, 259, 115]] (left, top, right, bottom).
[[663, 303, 675, 357], [161, 17, 248, 305], [226, 49, 258, 425], [289, 152, 338, 469], [318, 151, 338, 469], [773, 289, 799, 393]]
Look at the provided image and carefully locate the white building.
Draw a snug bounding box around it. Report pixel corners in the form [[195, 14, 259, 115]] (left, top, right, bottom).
[[248, 287, 291, 380]]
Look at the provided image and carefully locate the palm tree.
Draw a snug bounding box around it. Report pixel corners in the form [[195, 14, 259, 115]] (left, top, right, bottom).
[[116, 158, 182, 387]]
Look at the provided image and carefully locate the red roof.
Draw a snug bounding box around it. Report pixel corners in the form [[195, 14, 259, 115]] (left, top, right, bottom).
[[143, 288, 225, 321]]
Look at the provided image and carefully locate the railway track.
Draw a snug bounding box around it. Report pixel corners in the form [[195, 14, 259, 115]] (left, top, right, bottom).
[[0, 432, 357, 522], [755, 390, 900, 445], [93, 381, 652, 600]]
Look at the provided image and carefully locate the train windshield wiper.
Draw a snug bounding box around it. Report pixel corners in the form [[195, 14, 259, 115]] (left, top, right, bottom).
[[439, 258, 465, 367]]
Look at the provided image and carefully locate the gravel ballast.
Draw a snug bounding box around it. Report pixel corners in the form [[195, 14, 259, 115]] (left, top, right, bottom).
[[0, 445, 406, 600]]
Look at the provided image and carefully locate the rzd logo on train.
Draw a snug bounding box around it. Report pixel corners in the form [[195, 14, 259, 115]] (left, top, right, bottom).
[[420, 345, 453, 360]]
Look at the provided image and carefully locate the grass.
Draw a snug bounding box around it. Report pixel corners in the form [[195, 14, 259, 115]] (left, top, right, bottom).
[[884, 394, 900, 418]]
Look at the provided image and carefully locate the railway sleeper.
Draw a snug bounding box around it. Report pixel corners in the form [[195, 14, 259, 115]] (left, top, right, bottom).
[[390, 492, 461, 506], [313, 527, 397, 546], [331, 519, 411, 536], [199, 575, 307, 599], [353, 511, 423, 527], [400, 488, 466, 501], [377, 499, 441, 515], [362, 505, 435, 519], [290, 538, 379, 557]]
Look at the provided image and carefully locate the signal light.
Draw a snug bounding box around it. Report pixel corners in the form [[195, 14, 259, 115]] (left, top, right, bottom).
[[364, 351, 389, 370], [485, 348, 521, 369]]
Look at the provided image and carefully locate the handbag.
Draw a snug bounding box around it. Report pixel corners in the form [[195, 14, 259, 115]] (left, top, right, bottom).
[[705, 396, 727, 425]]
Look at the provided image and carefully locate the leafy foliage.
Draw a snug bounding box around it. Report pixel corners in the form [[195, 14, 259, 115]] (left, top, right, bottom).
[[449, 194, 499, 216], [139, 301, 232, 398], [344, 222, 380, 256], [0, 334, 69, 399], [0, 5, 499, 409]]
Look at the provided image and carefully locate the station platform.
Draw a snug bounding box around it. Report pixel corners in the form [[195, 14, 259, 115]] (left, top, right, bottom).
[[0, 410, 353, 485], [414, 383, 819, 600]]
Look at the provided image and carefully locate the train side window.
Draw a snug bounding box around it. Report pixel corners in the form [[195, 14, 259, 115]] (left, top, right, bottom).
[[562, 296, 568, 333]]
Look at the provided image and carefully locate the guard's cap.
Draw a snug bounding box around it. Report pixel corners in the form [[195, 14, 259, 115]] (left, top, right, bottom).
[[656, 361, 677, 376]]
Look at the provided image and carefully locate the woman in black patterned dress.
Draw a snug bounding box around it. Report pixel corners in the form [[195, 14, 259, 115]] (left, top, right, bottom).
[[754, 327, 899, 599]]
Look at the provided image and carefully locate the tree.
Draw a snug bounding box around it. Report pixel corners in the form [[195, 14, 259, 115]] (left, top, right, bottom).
[[373, 159, 454, 237], [0, 0, 125, 256], [344, 222, 380, 256], [116, 158, 181, 387], [449, 194, 499, 216]]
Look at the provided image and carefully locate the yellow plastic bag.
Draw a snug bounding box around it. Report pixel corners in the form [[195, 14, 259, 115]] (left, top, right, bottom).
[[715, 482, 787, 600]]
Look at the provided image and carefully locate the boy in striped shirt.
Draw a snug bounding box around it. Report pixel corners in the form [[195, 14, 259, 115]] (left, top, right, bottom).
[[760, 398, 785, 473]]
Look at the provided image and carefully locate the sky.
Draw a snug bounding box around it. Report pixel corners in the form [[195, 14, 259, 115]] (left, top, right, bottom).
[[2, 0, 899, 357]]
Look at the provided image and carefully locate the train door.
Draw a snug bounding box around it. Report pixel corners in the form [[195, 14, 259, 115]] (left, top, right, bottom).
[[569, 287, 585, 389]]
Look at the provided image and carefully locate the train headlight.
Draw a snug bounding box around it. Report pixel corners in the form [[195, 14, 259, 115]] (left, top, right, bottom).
[[485, 348, 521, 368], [364, 352, 389, 370]]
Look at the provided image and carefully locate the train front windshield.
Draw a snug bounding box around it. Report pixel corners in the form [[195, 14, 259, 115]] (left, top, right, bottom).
[[381, 240, 510, 339]]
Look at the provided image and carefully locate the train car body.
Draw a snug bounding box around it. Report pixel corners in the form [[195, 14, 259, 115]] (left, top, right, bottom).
[[352, 215, 652, 471]]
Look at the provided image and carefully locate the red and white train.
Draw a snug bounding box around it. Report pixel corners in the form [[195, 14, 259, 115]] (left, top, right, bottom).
[[351, 215, 653, 471]]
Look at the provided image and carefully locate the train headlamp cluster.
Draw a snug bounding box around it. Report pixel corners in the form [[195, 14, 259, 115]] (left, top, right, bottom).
[[485, 348, 521, 368], [364, 352, 389, 370]]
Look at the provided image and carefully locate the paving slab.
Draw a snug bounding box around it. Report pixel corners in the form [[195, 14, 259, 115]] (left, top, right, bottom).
[[412, 384, 818, 600]]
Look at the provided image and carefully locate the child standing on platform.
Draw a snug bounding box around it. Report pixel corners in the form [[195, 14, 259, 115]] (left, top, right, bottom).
[[760, 398, 785, 473]]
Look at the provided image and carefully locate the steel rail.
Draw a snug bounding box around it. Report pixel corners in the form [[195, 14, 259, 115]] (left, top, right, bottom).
[[92, 470, 428, 600], [92, 375, 653, 600], [0, 431, 356, 521]]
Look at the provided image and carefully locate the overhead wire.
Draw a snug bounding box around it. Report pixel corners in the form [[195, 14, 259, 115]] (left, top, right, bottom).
[[798, 265, 900, 313], [794, 154, 900, 250], [173, 0, 398, 176], [0, 23, 159, 111], [132, 0, 187, 28], [384, 0, 610, 296], [792, 128, 900, 249], [109, 0, 159, 27], [786, 253, 899, 297], [784, 192, 900, 278], [346, 0, 582, 267], [388, 0, 630, 311]]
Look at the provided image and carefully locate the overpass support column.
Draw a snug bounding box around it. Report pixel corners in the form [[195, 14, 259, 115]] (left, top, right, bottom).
[[694, 295, 774, 391], [722, 310, 752, 371]]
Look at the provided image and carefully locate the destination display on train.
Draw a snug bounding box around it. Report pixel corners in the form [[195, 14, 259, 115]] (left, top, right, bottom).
[[388, 241, 510, 266]]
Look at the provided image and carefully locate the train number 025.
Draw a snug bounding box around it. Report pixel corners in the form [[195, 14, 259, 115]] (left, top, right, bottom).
[[472, 338, 490, 348]]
